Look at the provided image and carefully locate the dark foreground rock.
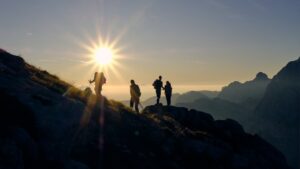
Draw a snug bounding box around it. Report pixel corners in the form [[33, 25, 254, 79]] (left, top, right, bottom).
[[0, 51, 291, 169]]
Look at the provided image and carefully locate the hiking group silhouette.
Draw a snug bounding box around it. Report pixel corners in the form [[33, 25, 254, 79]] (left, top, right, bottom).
[[89, 72, 173, 113]]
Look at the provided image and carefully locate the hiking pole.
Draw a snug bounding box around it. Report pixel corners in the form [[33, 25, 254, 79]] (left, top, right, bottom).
[[88, 73, 93, 87], [139, 102, 144, 110]]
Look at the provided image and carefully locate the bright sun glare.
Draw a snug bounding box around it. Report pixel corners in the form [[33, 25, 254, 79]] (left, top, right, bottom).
[[79, 32, 124, 81], [94, 47, 114, 66]]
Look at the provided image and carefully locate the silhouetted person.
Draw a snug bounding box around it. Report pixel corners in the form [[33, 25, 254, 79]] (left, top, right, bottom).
[[130, 80, 141, 113], [153, 76, 163, 104], [89, 72, 106, 97], [164, 81, 172, 106]]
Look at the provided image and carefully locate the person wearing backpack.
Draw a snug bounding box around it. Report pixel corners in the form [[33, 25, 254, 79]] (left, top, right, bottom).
[[152, 76, 163, 105], [89, 72, 106, 97], [130, 80, 141, 113], [164, 81, 172, 106]]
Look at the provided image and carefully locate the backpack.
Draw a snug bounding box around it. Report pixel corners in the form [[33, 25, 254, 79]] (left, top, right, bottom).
[[153, 80, 162, 89], [101, 76, 106, 84], [134, 85, 141, 97]]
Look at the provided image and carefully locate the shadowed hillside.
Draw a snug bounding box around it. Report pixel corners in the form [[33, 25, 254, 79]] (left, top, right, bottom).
[[176, 57, 300, 169], [252, 57, 300, 169], [0, 50, 291, 169]]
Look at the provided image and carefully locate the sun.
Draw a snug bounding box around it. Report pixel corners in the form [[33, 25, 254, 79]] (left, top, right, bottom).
[[94, 47, 114, 66], [77, 32, 125, 80]]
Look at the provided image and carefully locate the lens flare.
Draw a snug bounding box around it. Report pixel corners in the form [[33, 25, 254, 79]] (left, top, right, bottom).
[[94, 47, 114, 66]]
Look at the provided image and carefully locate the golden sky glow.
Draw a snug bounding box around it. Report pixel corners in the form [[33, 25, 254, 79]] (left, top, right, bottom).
[[3, 1, 299, 100]]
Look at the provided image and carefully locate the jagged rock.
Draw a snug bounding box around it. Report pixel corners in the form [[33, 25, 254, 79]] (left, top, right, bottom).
[[143, 105, 215, 132]]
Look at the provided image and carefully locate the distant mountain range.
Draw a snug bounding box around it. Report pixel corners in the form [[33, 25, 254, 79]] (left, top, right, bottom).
[[123, 91, 219, 107], [174, 58, 300, 169], [176, 72, 271, 123]]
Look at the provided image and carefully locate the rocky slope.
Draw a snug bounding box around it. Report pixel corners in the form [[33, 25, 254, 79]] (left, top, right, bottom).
[[253, 57, 300, 169], [0, 50, 291, 169]]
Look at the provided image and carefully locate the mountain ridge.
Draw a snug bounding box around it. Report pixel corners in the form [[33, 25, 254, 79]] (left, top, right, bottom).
[[175, 72, 271, 125], [0, 50, 291, 169], [218, 72, 270, 103]]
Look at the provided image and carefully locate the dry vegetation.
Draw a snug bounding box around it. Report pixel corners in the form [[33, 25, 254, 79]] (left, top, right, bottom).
[[26, 63, 70, 94]]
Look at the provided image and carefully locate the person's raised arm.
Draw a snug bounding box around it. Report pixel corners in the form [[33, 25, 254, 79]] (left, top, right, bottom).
[[89, 73, 96, 84]]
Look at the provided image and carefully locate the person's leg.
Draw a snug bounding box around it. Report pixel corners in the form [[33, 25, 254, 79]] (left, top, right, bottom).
[[135, 98, 139, 113], [99, 85, 103, 96], [130, 98, 134, 108], [156, 90, 159, 104], [95, 87, 100, 98], [94, 87, 97, 95], [156, 90, 161, 104], [166, 95, 171, 106]]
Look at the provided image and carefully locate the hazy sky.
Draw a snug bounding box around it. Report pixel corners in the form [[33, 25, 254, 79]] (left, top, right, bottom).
[[1, 0, 300, 100]]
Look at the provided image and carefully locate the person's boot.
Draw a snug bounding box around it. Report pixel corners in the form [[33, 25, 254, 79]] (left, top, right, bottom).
[[135, 106, 139, 114]]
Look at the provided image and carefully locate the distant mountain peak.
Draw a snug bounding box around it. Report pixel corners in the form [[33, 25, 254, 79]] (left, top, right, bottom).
[[254, 72, 269, 81], [228, 81, 242, 87]]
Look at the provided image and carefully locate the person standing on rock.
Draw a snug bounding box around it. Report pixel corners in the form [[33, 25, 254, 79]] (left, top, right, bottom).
[[164, 81, 172, 106], [152, 76, 163, 105], [89, 72, 106, 97], [130, 80, 141, 113]]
